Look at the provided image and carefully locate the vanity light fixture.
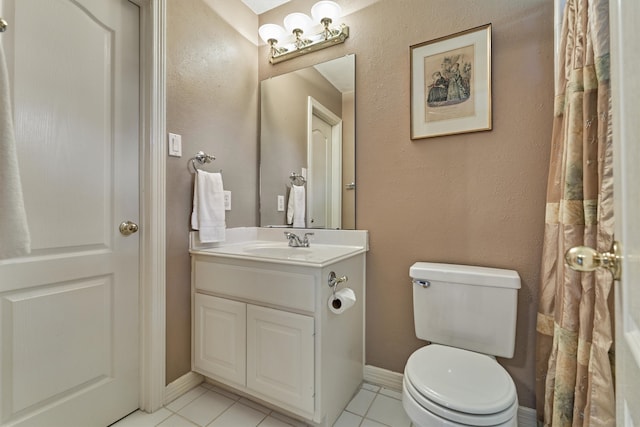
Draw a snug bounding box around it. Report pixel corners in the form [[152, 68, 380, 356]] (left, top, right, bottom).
[[258, 1, 349, 64]]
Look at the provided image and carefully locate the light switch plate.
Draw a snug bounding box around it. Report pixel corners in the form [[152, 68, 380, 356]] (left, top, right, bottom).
[[168, 133, 182, 157], [277, 195, 285, 212], [224, 191, 231, 211]]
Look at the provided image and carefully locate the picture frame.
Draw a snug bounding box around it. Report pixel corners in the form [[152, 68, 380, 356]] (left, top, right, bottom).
[[410, 24, 492, 140]]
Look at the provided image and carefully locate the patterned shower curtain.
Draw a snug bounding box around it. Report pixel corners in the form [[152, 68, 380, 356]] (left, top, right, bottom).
[[535, 0, 615, 426]]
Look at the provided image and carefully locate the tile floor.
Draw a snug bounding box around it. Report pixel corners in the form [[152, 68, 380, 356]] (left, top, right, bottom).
[[112, 381, 412, 427]]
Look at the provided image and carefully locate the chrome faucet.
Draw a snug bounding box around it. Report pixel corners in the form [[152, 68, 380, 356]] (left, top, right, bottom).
[[284, 231, 314, 247]]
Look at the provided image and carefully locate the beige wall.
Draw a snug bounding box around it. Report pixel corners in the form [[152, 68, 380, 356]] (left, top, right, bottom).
[[166, 0, 259, 383], [166, 0, 553, 408], [259, 0, 553, 408]]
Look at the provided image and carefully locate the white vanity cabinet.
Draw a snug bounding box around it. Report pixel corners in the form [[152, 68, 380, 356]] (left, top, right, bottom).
[[246, 304, 315, 413], [194, 293, 246, 387], [194, 291, 315, 413], [190, 228, 367, 427]]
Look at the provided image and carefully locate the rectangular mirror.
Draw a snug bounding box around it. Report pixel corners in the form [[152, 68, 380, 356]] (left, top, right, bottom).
[[260, 54, 355, 229]]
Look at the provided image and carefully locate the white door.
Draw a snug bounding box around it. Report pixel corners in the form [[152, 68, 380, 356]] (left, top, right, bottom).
[[193, 293, 246, 387], [307, 97, 342, 229], [611, 1, 640, 424], [309, 116, 331, 229], [0, 0, 140, 425]]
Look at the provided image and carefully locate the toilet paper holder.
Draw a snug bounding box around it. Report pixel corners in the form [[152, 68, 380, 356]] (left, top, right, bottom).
[[328, 271, 348, 295]]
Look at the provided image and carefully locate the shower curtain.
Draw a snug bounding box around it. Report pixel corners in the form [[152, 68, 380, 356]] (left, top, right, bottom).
[[535, 0, 614, 426]]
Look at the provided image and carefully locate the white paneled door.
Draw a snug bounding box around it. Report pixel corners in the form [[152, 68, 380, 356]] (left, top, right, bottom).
[[611, 1, 640, 424], [0, 0, 140, 426]]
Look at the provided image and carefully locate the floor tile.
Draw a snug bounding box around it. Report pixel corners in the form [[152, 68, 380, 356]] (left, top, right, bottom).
[[332, 411, 362, 427], [239, 397, 272, 414], [258, 415, 297, 427], [166, 386, 209, 412], [205, 384, 242, 401], [365, 395, 411, 427], [345, 388, 376, 416], [379, 387, 403, 400], [208, 403, 267, 427], [361, 383, 381, 393], [360, 419, 388, 427], [268, 411, 309, 427], [110, 408, 173, 427], [178, 390, 235, 426], [156, 414, 199, 427]]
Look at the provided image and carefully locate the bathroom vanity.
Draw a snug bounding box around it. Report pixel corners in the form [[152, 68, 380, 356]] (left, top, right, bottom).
[[189, 227, 368, 427]]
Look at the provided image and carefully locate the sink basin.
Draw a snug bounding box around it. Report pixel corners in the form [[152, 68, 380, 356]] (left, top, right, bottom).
[[191, 239, 365, 266], [243, 243, 312, 258], [189, 229, 368, 266]]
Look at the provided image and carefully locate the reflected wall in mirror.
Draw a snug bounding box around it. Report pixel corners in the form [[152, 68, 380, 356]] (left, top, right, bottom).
[[260, 54, 355, 229]]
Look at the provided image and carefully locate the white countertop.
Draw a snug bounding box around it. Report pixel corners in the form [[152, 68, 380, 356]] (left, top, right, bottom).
[[189, 228, 368, 267]]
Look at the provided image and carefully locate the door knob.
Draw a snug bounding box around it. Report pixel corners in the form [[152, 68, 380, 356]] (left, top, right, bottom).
[[565, 241, 621, 280], [119, 221, 139, 236]]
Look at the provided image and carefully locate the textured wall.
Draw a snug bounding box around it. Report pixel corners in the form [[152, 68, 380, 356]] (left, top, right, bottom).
[[166, 0, 258, 383], [259, 0, 553, 408], [165, 0, 554, 408]]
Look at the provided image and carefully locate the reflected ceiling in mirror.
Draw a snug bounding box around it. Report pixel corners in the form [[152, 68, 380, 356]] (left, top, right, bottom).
[[260, 54, 355, 229]]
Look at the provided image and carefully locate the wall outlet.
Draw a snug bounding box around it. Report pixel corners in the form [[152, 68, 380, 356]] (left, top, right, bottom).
[[224, 191, 231, 211], [277, 195, 285, 212], [168, 133, 182, 157]]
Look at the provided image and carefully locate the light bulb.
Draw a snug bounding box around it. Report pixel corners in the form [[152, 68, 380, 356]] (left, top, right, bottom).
[[311, 1, 342, 24], [258, 23, 285, 44], [283, 13, 313, 34]]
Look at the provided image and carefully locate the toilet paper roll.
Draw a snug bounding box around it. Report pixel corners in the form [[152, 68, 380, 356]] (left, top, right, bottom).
[[328, 288, 356, 314]]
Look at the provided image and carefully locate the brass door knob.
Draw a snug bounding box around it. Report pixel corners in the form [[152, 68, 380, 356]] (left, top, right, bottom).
[[565, 241, 621, 280], [119, 221, 139, 236]]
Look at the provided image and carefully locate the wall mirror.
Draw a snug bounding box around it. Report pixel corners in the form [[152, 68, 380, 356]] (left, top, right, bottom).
[[260, 54, 355, 229]]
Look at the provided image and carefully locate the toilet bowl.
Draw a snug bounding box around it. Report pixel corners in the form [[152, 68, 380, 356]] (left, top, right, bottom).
[[402, 345, 518, 427], [403, 263, 521, 427]]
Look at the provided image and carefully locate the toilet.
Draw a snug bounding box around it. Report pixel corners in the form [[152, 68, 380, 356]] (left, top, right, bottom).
[[402, 262, 521, 427]]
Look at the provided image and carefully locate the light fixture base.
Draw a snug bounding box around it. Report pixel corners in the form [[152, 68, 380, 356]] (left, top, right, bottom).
[[269, 24, 349, 64]]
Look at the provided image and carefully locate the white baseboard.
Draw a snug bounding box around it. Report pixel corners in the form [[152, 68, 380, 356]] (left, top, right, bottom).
[[164, 371, 204, 405], [364, 364, 537, 426], [517, 406, 537, 426], [364, 364, 403, 391]]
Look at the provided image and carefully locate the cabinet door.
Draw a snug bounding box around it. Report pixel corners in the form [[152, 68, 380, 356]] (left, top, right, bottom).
[[247, 305, 314, 414], [194, 293, 246, 386]]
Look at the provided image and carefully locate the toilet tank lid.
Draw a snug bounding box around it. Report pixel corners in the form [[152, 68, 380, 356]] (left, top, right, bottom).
[[410, 262, 521, 289]]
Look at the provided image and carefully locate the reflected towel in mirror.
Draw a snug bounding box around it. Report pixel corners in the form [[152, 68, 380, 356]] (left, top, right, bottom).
[[287, 185, 306, 228], [0, 44, 31, 259], [191, 170, 225, 242]]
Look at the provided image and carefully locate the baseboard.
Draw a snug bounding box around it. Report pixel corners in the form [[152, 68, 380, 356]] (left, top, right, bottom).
[[517, 406, 537, 426], [364, 364, 403, 391], [164, 371, 204, 405], [364, 364, 537, 426]]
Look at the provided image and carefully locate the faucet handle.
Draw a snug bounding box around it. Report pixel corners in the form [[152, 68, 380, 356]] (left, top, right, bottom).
[[304, 232, 314, 238]]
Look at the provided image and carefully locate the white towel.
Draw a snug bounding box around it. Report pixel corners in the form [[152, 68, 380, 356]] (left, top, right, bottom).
[[191, 170, 225, 243], [0, 44, 31, 259], [287, 185, 306, 228]]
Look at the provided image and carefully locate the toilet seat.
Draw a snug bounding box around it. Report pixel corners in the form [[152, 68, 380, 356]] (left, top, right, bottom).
[[404, 345, 518, 426]]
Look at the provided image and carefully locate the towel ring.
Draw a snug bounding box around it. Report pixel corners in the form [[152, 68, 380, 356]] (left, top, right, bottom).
[[289, 172, 306, 186], [190, 151, 217, 172]]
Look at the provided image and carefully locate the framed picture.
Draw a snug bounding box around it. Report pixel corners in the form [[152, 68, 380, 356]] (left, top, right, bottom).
[[410, 24, 492, 140]]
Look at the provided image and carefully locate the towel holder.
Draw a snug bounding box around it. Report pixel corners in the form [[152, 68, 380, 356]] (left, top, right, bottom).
[[289, 172, 306, 186], [190, 151, 218, 172]]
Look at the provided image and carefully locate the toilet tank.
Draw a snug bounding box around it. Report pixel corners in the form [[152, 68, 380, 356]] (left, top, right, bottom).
[[410, 262, 521, 358]]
